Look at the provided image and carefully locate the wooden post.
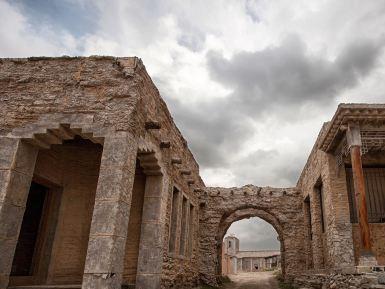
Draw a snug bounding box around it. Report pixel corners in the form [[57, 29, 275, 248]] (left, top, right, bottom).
[[346, 124, 372, 255]]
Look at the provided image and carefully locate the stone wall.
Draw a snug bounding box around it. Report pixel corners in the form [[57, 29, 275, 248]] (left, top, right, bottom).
[[2, 56, 385, 289], [293, 272, 385, 289], [0, 56, 204, 289], [198, 185, 306, 286], [297, 124, 355, 271]]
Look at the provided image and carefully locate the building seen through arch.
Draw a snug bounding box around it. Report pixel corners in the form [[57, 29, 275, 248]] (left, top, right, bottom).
[[221, 235, 281, 275]]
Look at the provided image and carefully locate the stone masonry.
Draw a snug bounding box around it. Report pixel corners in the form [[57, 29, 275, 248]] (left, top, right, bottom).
[[0, 57, 385, 289]]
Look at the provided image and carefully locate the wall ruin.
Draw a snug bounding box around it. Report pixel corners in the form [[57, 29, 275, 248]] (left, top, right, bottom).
[[0, 57, 385, 289]]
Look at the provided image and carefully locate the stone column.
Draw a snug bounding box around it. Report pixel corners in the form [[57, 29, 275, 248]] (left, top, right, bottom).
[[233, 257, 237, 274], [346, 124, 376, 266], [0, 138, 38, 288], [239, 258, 242, 273], [323, 153, 355, 270], [82, 132, 138, 289], [309, 190, 325, 269], [136, 175, 168, 289]]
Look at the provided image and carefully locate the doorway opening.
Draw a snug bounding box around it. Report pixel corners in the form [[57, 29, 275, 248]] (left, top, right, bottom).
[[9, 136, 103, 287], [221, 217, 281, 282], [11, 182, 48, 277]]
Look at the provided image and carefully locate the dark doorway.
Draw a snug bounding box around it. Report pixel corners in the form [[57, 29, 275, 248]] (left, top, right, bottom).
[[11, 182, 48, 276]]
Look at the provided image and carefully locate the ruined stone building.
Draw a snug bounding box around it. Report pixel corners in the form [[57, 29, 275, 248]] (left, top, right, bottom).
[[221, 235, 280, 275], [0, 56, 384, 289]]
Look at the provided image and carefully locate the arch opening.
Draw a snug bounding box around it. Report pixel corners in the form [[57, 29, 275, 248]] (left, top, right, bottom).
[[221, 217, 281, 275], [216, 207, 286, 281]]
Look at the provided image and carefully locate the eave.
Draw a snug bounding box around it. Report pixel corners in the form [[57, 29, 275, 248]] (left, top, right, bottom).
[[318, 103, 385, 153]]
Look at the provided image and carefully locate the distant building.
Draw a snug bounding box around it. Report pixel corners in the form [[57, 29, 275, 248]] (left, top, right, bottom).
[[221, 235, 281, 275]]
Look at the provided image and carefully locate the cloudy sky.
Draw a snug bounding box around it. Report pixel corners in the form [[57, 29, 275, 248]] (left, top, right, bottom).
[[1, 0, 385, 250]]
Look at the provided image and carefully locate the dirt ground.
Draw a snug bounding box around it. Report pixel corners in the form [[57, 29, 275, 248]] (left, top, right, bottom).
[[221, 272, 279, 289]]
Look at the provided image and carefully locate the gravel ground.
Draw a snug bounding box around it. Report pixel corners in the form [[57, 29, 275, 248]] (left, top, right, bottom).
[[221, 272, 279, 289]]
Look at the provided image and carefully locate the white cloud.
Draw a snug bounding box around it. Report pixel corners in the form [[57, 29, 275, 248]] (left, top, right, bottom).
[[0, 0, 78, 57]]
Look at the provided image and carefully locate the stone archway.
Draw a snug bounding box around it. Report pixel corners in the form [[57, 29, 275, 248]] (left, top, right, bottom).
[[217, 208, 285, 276], [198, 185, 306, 286]]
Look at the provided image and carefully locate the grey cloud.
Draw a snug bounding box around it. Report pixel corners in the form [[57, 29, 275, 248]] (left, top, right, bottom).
[[272, 160, 305, 186], [11, 0, 99, 37], [161, 35, 384, 173], [177, 19, 206, 52], [226, 218, 280, 251], [165, 96, 254, 168], [207, 35, 384, 117], [228, 149, 305, 187], [244, 0, 261, 23]]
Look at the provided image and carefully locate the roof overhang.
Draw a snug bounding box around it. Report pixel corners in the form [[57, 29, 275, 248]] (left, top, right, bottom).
[[319, 103, 385, 153]]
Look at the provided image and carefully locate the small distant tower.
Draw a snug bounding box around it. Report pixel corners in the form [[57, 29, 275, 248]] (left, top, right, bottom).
[[222, 234, 240, 275], [223, 234, 239, 256]]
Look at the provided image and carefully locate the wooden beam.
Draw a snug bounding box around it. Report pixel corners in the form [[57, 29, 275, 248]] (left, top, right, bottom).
[[160, 141, 171, 148], [171, 158, 182, 165], [180, 169, 191, 175], [145, 121, 161, 130], [347, 124, 372, 255]]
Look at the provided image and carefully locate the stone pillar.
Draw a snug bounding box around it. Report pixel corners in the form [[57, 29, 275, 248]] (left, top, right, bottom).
[[323, 153, 355, 270], [136, 175, 168, 289], [346, 124, 376, 265], [82, 132, 138, 289], [309, 190, 325, 269], [0, 138, 38, 288]]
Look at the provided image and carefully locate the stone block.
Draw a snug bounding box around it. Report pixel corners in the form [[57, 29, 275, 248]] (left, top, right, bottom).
[[141, 197, 162, 221], [0, 138, 18, 170], [356, 266, 375, 273], [84, 235, 126, 273], [135, 273, 161, 289], [137, 246, 163, 274], [12, 141, 38, 176], [82, 272, 122, 289], [0, 273, 9, 289], [100, 134, 137, 168], [0, 238, 17, 274], [89, 200, 130, 238], [0, 137, 38, 176], [95, 166, 134, 204], [0, 169, 32, 207], [144, 176, 163, 197], [378, 273, 385, 285], [0, 201, 25, 239], [138, 222, 163, 248]]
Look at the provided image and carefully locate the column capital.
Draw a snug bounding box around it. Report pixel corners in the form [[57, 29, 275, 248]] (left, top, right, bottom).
[[346, 123, 362, 148]]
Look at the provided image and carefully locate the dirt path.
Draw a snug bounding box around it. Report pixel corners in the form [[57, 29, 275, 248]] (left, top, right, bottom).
[[221, 272, 279, 289]]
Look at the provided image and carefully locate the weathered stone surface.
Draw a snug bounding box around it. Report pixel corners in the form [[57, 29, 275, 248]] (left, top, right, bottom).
[[293, 272, 384, 289], [198, 185, 306, 286], [89, 200, 130, 237], [1, 57, 385, 289]]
